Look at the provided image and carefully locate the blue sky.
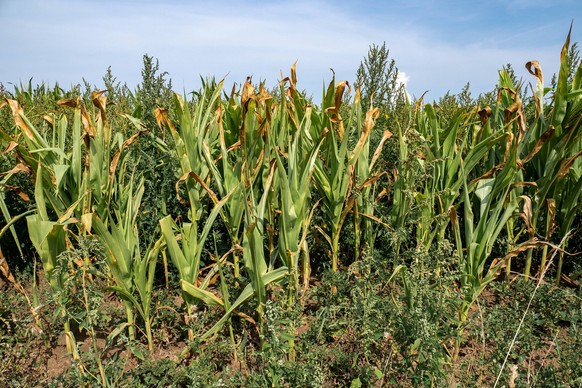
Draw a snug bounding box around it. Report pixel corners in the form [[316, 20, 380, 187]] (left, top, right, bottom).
[[0, 0, 579, 101]]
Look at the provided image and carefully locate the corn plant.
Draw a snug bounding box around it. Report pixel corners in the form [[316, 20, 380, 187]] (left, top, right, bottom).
[[1, 93, 148, 360], [156, 84, 235, 340], [199, 96, 245, 279], [190, 78, 290, 345], [163, 87, 219, 222], [517, 29, 582, 281], [448, 71, 529, 324], [274, 84, 326, 301], [202, 159, 288, 345], [26, 165, 78, 357], [352, 90, 392, 258], [413, 104, 508, 253], [310, 80, 383, 271], [91, 167, 165, 355], [159, 194, 231, 340], [1, 95, 96, 358]]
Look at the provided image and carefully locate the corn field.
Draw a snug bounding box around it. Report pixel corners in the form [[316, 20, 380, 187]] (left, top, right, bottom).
[[0, 31, 581, 386]]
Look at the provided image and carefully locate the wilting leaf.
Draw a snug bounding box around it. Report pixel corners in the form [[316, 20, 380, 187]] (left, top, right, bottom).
[[526, 60, 544, 114], [57, 98, 79, 108], [478, 106, 492, 126], [546, 198, 556, 238], [557, 150, 582, 179], [81, 213, 93, 233], [5, 99, 34, 139], [369, 130, 393, 170], [109, 130, 144, 176], [0, 163, 32, 176], [2, 141, 19, 154], [241, 77, 255, 105], [525, 60, 544, 85], [3, 185, 30, 201], [0, 248, 16, 284], [519, 195, 534, 236], [521, 125, 555, 164]]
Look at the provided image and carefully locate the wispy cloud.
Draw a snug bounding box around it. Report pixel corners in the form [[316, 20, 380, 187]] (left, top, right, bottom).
[[0, 0, 578, 100]]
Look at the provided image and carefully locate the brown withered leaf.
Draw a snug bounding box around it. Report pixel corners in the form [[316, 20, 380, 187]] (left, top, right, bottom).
[[43, 115, 54, 126], [560, 273, 580, 288], [354, 87, 361, 105], [471, 163, 504, 185], [525, 60, 544, 85], [521, 126, 555, 164], [504, 99, 526, 140], [546, 198, 556, 238], [250, 148, 266, 179], [510, 181, 537, 189], [358, 212, 393, 230], [174, 92, 185, 111], [81, 109, 95, 138], [73, 257, 85, 268], [91, 90, 107, 109], [358, 171, 387, 191], [5, 99, 35, 139], [503, 132, 514, 162], [478, 106, 492, 126], [504, 102, 520, 124], [519, 195, 534, 236], [364, 106, 380, 133], [235, 311, 256, 324], [81, 213, 93, 234], [448, 206, 458, 227], [57, 98, 79, 108], [155, 107, 177, 134], [154, 107, 168, 130], [369, 130, 393, 171], [2, 141, 19, 154], [557, 150, 582, 179], [92, 90, 108, 122], [0, 248, 16, 284], [349, 107, 379, 159], [226, 140, 241, 153], [4, 185, 30, 201], [258, 83, 272, 104], [498, 86, 518, 102], [489, 257, 506, 271], [290, 61, 298, 89], [502, 238, 574, 263], [109, 131, 143, 176], [241, 77, 255, 105], [334, 80, 349, 115], [502, 240, 544, 261], [375, 187, 388, 203], [189, 171, 220, 206], [561, 23, 573, 66], [0, 163, 32, 177]]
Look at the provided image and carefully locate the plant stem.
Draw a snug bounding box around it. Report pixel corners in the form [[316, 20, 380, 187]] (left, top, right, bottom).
[[124, 302, 135, 341], [555, 250, 564, 286], [332, 227, 341, 272], [145, 317, 154, 356]]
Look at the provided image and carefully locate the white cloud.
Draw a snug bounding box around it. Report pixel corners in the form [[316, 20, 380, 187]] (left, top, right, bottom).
[[397, 71, 409, 88]]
